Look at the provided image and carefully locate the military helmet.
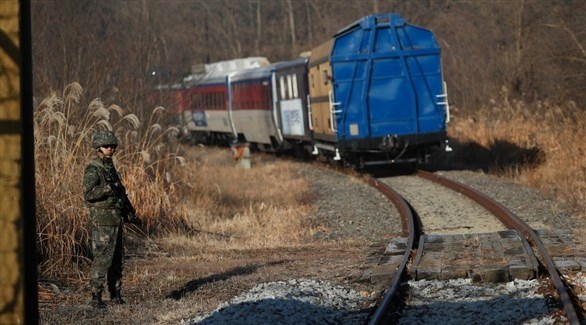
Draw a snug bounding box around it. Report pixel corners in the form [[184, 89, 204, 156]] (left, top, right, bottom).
[[92, 130, 118, 149]]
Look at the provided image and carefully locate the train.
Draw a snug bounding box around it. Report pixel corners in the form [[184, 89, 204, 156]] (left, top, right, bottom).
[[149, 13, 451, 167]]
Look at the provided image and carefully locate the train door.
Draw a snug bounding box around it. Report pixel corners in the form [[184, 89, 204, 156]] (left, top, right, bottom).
[[308, 39, 337, 142], [226, 72, 239, 139], [367, 16, 446, 140], [270, 71, 284, 145], [366, 26, 419, 139], [274, 58, 311, 143]]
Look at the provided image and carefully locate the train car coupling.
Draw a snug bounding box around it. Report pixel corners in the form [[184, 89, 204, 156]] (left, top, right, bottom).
[[380, 134, 402, 150]]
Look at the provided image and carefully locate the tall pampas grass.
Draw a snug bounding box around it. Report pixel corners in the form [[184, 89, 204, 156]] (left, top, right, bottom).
[[34, 82, 188, 278]]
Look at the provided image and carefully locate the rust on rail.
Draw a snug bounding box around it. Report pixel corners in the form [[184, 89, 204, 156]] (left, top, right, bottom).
[[363, 175, 421, 325]]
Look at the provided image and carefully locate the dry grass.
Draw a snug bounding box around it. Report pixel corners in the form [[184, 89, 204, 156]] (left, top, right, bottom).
[[34, 83, 188, 278], [448, 86, 586, 220], [160, 149, 314, 252], [34, 83, 314, 279]]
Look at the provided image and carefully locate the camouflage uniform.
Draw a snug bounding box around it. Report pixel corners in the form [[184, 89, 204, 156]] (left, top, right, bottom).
[[84, 131, 140, 307]]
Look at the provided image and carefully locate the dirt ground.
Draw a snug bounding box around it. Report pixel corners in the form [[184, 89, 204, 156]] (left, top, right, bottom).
[[38, 150, 401, 324], [38, 236, 387, 324]]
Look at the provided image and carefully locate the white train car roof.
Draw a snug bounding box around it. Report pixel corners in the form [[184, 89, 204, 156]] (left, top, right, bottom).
[[230, 57, 308, 82], [185, 56, 270, 87], [229, 64, 272, 82], [270, 57, 308, 71], [205, 57, 269, 74], [152, 83, 183, 91], [183, 72, 225, 87]]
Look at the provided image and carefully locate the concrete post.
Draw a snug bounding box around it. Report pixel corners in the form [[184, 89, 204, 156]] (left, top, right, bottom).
[[231, 143, 251, 169]]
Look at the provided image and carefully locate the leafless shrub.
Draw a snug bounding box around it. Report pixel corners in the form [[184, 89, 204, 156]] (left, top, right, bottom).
[[34, 83, 314, 279]]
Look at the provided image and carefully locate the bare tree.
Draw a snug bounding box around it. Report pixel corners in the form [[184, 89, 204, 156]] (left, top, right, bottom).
[[285, 0, 297, 57], [31, 0, 586, 110], [254, 0, 262, 54]]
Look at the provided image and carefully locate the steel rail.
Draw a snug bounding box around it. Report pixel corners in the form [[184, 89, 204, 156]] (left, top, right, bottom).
[[416, 170, 580, 324], [364, 175, 420, 325]]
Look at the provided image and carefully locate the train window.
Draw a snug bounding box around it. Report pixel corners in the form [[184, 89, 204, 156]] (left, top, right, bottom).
[[292, 74, 298, 98], [246, 89, 250, 109], [240, 85, 244, 109], [287, 75, 293, 99], [245, 85, 250, 109], [237, 86, 242, 109], [247, 86, 252, 109], [279, 76, 286, 100], [191, 93, 202, 110], [239, 86, 244, 110], [262, 86, 269, 110]]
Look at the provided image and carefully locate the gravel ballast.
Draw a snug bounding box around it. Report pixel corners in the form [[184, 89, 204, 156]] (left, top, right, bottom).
[[397, 278, 559, 324], [181, 279, 370, 324], [181, 277, 568, 324]]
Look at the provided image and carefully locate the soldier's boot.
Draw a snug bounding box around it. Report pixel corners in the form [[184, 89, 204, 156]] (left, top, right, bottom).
[[91, 291, 107, 309], [110, 288, 126, 304]]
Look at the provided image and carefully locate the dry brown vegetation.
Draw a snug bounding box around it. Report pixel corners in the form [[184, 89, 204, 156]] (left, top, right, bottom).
[[164, 147, 314, 252], [34, 83, 187, 278], [34, 84, 318, 279], [31, 1, 585, 110], [446, 88, 586, 219]]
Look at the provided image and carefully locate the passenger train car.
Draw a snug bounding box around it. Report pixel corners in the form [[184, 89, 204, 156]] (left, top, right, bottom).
[[229, 57, 312, 153], [149, 13, 450, 166]]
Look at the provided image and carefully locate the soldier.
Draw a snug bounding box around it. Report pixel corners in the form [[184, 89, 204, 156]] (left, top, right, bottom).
[[83, 130, 141, 308]]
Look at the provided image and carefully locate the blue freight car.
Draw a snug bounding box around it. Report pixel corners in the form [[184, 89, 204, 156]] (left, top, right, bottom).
[[308, 13, 450, 166]]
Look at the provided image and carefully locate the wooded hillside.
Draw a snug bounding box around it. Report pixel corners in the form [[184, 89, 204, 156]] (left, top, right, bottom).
[[31, 0, 585, 112]]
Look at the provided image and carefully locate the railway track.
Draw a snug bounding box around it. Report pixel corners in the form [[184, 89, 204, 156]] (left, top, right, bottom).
[[363, 170, 582, 324], [37, 149, 586, 324]]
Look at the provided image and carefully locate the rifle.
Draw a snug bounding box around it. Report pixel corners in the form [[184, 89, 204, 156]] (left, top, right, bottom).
[[117, 183, 142, 225], [103, 163, 142, 226]]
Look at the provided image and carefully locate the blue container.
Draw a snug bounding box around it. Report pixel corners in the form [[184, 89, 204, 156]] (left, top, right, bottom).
[[330, 13, 448, 156]]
